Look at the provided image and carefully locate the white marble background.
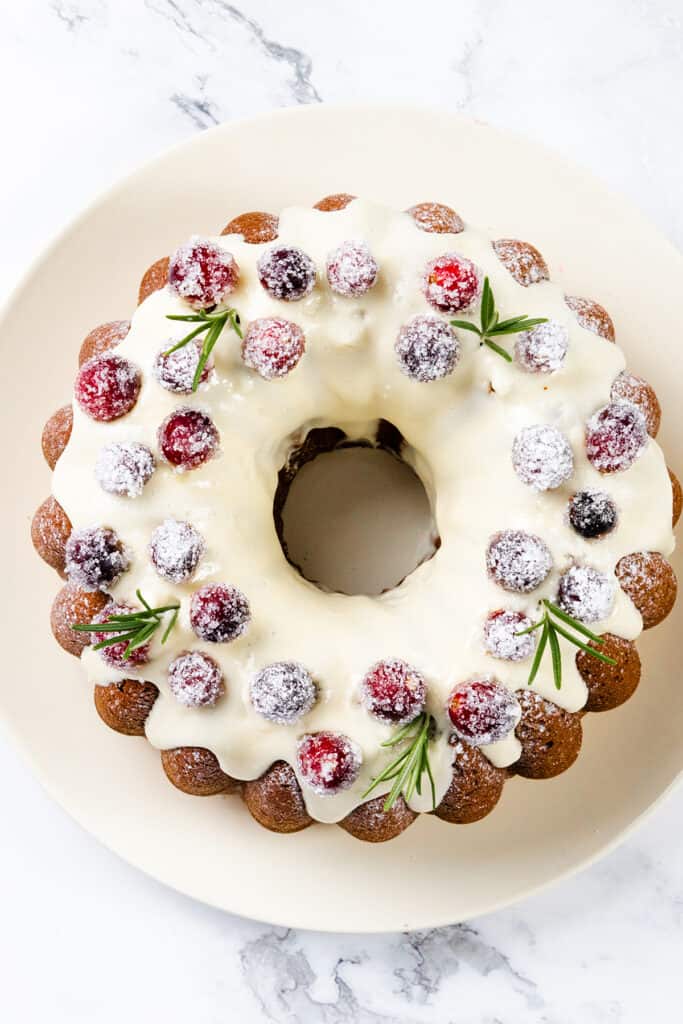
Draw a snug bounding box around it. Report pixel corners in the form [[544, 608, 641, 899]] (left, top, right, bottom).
[[3, 1, 683, 1021]]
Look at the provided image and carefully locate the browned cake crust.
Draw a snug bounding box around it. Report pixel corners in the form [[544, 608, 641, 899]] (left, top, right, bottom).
[[513, 690, 583, 779], [31, 496, 72, 576], [492, 239, 549, 287], [50, 585, 109, 656], [576, 633, 641, 712], [313, 193, 356, 211], [669, 468, 681, 527], [610, 371, 661, 437], [94, 680, 159, 736], [221, 211, 279, 243], [138, 256, 170, 305], [338, 795, 416, 842], [242, 761, 313, 833], [565, 295, 616, 341], [161, 747, 240, 796], [616, 551, 677, 629], [407, 202, 464, 235], [78, 320, 130, 366], [434, 740, 507, 823], [41, 405, 73, 469]]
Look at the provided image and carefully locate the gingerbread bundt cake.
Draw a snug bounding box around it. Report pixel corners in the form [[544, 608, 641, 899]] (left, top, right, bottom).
[[33, 196, 678, 842]]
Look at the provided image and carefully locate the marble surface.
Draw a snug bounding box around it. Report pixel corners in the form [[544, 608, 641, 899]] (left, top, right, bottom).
[[3, 1, 683, 1020]]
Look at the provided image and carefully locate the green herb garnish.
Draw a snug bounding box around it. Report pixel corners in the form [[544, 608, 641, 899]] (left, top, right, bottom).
[[516, 599, 616, 690], [71, 589, 180, 660], [450, 276, 548, 362], [363, 712, 436, 812], [164, 306, 242, 391]]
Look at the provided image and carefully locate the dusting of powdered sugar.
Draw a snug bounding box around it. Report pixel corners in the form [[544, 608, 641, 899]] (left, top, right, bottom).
[[249, 661, 317, 724], [95, 442, 155, 498], [395, 314, 460, 382], [557, 565, 615, 623], [149, 518, 205, 583], [325, 240, 378, 297], [168, 650, 224, 708], [486, 529, 553, 593], [512, 424, 574, 491], [483, 610, 537, 661], [515, 319, 569, 373], [492, 239, 549, 287]]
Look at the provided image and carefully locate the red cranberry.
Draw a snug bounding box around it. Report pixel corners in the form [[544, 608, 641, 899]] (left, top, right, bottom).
[[154, 341, 213, 393], [360, 658, 426, 724], [75, 354, 141, 421], [297, 731, 361, 795], [486, 530, 553, 593], [92, 602, 151, 669], [395, 315, 460, 382], [168, 238, 239, 309], [423, 253, 481, 313], [250, 662, 317, 724], [585, 402, 648, 473], [150, 518, 205, 583], [483, 610, 536, 661], [95, 442, 155, 498], [241, 317, 305, 379], [65, 527, 129, 592], [326, 240, 378, 296], [257, 246, 316, 301], [158, 408, 219, 470], [447, 677, 521, 746], [190, 583, 250, 643], [168, 651, 224, 708]]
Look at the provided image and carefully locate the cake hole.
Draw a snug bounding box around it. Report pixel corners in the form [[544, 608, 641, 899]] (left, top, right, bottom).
[[276, 435, 439, 596]]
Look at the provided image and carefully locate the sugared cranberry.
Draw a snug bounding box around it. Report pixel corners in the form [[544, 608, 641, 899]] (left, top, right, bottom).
[[95, 442, 155, 498], [486, 530, 553, 593], [154, 341, 213, 393], [92, 602, 151, 668], [447, 677, 521, 746], [75, 354, 141, 421], [483, 610, 536, 662], [168, 237, 239, 309], [250, 662, 317, 724], [360, 658, 426, 724], [326, 240, 378, 297], [241, 317, 305, 379], [557, 565, 615, 624], [158, 408, 219, 470], [168, 650, 224, 708], [150, 518, 205, 583], [65, 527, 129, 592], [610, 370, 661, 437], [190, 583, 250, 643], [514, 320, 569, 373], [297, 731, 361, 795], [568, 491, 618, 539], [423, 253, 481, 313], [257, 245, 316, 301], [395, 315, 460, 382], [585, 402, 648, 473], [512, 424, 574, 491]]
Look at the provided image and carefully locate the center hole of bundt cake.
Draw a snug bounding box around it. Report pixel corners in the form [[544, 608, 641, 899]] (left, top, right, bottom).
[[274, 423, 439, 596]]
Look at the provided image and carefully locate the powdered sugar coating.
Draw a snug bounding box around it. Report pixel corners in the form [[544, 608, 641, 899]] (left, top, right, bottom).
[[75, 354, 141, 422], [168, 237, 239, 309], [360, 658, 427, 724], [423, 253, 481, 313], [483, 610, 536, 661], [95, 442, 155, 498], [296, 731, 362, 795], [157, 408, 220, 470], [395, 315, 460, 382], [92, 602, 151, 668], [149, 518, 205, 583], [567, 490, 618, 539], [610, 370, 661, 437], [65, 527, 129, 592], [168, 651, 224, 708], [486, 530, 553, 593], [190, 583, 251, 643], [257, 245, 316, 301], [565, 295, 615, 342], [514, 320, 569, 373], [557, 565, 616, 623], [407, 202, 464, 234], [326, 240, 378, 297], [250, 661, 317, 724], [447, 677, 521, 746], [585, 402, 648, 473], [512, 424, 574, 491], [242, 317, 305, 379], [154, 341, 213, 393], [492, 239, 549, 287]]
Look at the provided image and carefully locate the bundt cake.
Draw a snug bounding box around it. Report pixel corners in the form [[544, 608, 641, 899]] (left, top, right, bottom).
[[32, 195, 678, 842]]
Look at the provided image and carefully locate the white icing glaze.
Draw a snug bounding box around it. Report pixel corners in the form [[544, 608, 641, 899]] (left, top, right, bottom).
[[52, 200, 675, 823]]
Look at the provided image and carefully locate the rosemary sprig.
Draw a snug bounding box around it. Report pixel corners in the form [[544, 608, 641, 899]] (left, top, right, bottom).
[[450, 276, 548, 362], [516, 599, 616, 690], [363, 713, 436, 812], [165, 306, 242, 391], [71, 589, 180, 661]]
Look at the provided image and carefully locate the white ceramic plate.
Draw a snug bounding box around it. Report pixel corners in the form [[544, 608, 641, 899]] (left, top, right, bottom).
[[3, 106, 682, 932]]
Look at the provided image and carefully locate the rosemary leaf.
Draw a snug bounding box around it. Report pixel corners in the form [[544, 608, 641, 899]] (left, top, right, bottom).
[[548, 625, 562, 690], [528, 622, 549, 686]]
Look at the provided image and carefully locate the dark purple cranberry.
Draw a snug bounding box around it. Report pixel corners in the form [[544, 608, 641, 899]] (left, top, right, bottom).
[[150, 519, 205, 583], [190, 583, 251, 642], [250, 662, 317, 724], [65, 527, 129, 592], [568, 491, 618, 539], [168, 651, 224, 707], [257, 246, 316, 301]]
